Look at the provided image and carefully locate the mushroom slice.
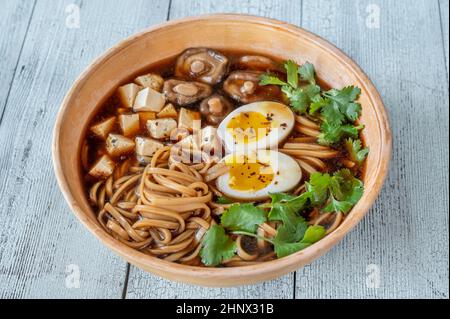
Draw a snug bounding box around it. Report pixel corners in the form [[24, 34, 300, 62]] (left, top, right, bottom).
[[235, 55, 280, 71], [163, 79, 212, 106], [175, 48, 229, 85], [223, 70, 281, 103], [199, 94, 234, 126]]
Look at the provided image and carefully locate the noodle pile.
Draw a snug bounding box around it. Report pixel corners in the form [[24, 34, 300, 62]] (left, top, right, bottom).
[[89, 115, 348, 266]]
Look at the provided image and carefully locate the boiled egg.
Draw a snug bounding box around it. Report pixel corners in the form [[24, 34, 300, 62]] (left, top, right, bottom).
[[216, 149, 302, 201], [217, 101, 295, 153]]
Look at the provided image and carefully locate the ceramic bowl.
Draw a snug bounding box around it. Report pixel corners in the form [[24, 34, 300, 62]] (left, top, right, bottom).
[[52, 14, 392, 286]]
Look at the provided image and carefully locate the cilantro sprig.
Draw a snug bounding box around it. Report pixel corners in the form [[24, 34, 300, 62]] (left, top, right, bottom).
[[259, 60, 368, 149], [200, 169, 364, 265], [200, 225, 236, 266], [344, 138, 369, 166], [260, 60, 321, 113]]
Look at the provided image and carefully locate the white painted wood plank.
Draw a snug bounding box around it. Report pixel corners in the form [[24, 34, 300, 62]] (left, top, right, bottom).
[[296, 0, 449, 298], [0, 0, 170, 298], [125, 0, 303, 299], [440, 0, 449, 80], [0, 0, 35, 121]]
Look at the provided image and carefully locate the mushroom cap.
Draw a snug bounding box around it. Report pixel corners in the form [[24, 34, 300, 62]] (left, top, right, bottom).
[[199, 94, 234, 125], [223, 70, 281, 104], [163, 79, 212, 106], [175, 48, 229, 85], [235, 55, 281, 72]]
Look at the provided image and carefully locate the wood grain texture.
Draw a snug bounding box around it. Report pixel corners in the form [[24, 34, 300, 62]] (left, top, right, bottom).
[[296, 0, 449, 299], [0, 0, 448, 299], [0, 0, 169, 298], [0, 0, 36, 123], [123, 0, 303, 299], [440, 0, 449, 80]]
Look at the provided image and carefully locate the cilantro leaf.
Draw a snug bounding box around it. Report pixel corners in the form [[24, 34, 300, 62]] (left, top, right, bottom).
[[323, 86, 362, 122], [323, 169, 364, 214], [284, 60, 299, 88], [301, 225, 326, 244], [200, 225, 236, 266], [318, 122, 363, 146], [274, 241, 310, 258], [299, 62, 316, 85], [282, 84, 320, 114], [274, 225, 326, 258], [344, 138, 369, 166], [268, 192, 310, 221], [306, 172, 332, 205], [216, 196, 233, 204], [259, 74, 287, 86], [221, 203, 266, 233], [324, 86, 361, 105]]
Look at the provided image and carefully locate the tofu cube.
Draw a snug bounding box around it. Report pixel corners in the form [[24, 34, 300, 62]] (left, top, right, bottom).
[[138, 111, 156, 127], [178, 108, 201, 132], [157, 103, 178, 119], [199, 126, 222, 149], [146, 118, 177, 139], [88, 154, 115, 179], [118, 114, 140, 137], [90, 116, 116, 140], [117, 83, 141, 108], [105, 133, 135, 157], [134, 73, 164, 92], [133, 87, 166, 112], [135, 136, 164, 157]]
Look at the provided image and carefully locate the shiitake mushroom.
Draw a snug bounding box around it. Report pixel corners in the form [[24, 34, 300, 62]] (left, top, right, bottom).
[[163, 79, 212, 106], [199, 94, 234, 125], [223, 70, 281, 103], [175, 48, 229, 85]]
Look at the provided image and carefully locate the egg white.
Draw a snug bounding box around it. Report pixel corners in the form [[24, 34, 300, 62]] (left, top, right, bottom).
[[217, 101, 295, 153], [216, 149, 302, 201]]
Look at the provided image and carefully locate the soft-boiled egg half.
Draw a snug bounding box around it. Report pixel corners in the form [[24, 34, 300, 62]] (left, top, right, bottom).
[[217, 101, 295, 153], [216, 149, 302, 201]]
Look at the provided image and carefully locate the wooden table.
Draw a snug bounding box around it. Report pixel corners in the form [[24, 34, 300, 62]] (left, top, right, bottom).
[[0, 0, 448, 299]]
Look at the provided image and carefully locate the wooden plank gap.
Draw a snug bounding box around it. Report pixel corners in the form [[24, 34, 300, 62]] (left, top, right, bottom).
[[0, 0, 37, 127]]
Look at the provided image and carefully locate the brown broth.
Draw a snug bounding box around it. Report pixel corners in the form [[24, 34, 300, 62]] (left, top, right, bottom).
[[82, 49, 364, 189]]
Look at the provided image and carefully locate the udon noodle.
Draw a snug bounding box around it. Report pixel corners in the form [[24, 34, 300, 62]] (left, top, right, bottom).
[[83, 48, 367, 267]]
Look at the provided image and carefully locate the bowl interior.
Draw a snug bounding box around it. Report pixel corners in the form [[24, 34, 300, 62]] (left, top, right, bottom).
[[53, 15, 391, 286]]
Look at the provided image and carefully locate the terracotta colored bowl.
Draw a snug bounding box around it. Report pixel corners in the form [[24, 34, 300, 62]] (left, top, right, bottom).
[[52, 14, 391, 287]]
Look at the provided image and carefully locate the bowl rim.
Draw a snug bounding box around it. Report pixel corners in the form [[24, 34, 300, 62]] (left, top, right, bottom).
[[52, 13, 392, 285]]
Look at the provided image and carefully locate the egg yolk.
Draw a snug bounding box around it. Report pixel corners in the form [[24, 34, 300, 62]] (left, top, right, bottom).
[[226, 111, 271, 144], [226, 156, 274, 191]]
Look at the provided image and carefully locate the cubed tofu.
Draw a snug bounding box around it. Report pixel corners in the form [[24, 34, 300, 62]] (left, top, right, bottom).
[[198, 126, 221, 148], [90, 116, 116, 140], [198, 126, 223, 158], [178, 108, 201, 132], [134, 73, 164, 92], [117, 83, 141, 108], [136, 155, 152, 165], [146, 118, 177, 139], [117, 108, 129, 114], [157, 103, 178, 119], [118, 114, 140, 137], [88, 154, 115, 179], [133, 87, 166, 112], [138, 111, 156, 127], [135, 136, 164, 157], [105, 133, 135, 157]]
